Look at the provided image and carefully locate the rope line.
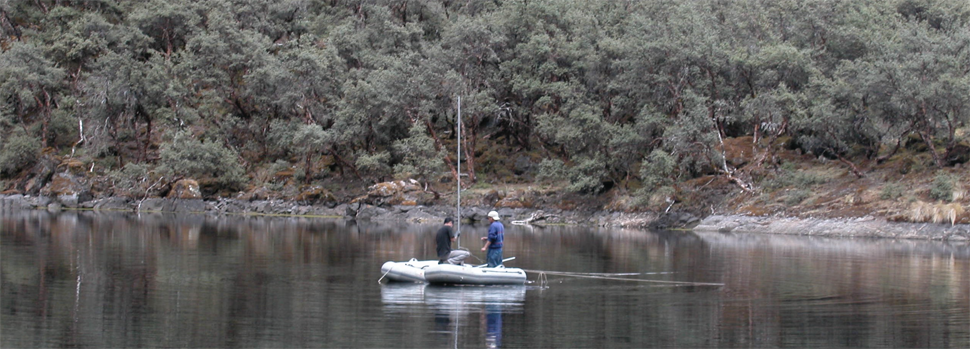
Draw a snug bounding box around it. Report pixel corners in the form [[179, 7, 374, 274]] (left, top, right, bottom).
[[523, 269, 723, 287], [378, 264, 394, 284]]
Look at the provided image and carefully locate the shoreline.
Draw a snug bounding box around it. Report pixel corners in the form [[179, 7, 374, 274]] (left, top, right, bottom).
[[2, 194, 968, 242], [693, 214, 970, 242]]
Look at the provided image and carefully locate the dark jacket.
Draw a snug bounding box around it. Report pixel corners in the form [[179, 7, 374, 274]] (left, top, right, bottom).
[[436, 225, 453, 259]]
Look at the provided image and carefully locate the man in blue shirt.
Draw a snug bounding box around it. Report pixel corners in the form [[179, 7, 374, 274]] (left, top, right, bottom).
[[480, 211, 504, 267]]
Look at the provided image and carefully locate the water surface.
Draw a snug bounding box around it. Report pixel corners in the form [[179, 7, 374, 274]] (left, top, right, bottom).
[[2, 211, 968, 348]]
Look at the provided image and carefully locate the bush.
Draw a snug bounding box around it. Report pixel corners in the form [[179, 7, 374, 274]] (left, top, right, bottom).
[[763, 161, 828, 190], [0, 132, 40, 177], [880, 183, 905, 200], [929, 172, 955, 202], [536, 158, 566, 183], [357, 151, 391, 179], [785, 189, 811, 205], [158, 134, 247, 191], [639, 149, 676, 189], [537, 157, 607, 194], [107, 163, 153, 197]]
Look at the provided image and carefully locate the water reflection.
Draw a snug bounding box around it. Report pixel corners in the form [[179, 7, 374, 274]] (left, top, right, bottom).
[[381, 283, 525, 347], [484, 303, 502, 348], [2, 210, 968, 348]]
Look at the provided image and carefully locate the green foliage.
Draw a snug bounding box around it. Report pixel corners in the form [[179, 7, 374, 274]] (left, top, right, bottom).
[[0, 132, 40, 177], [785, 189, 812, 205], [929, 171, 956, 201], [880, 183, 906, 200], [763, 162, 830, 191], [392, 123, 444, 181], [3, 0, 970, 199], [356, 151, 392, 180], [265, 119, 300, 157], [107, 163, 153, 196], [639, 150, 677, 190], [158, 134, 246, 191], [535, 156, 607, 194], [536, 158, 567, 183]]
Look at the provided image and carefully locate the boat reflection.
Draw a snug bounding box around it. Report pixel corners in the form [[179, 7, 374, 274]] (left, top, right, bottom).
[[381, 283, 526, 313], [381, 283, 525, 348]]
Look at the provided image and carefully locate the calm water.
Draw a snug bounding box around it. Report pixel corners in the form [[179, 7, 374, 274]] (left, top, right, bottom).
[[1, 211, 968, 348]]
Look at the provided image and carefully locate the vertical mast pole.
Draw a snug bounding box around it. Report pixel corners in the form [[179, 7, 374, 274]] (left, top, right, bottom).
[[456, 96, 461, 248]]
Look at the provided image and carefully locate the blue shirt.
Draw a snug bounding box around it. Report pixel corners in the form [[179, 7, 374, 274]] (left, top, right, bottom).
[[486, 221, 504, 249]]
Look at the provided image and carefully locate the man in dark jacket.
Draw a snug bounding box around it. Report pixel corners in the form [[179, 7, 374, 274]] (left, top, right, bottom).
[[436, 217, 470, 264]]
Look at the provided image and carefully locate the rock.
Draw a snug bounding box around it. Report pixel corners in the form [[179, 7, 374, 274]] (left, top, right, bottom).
[[496, 208, 516, 220], [172, 199, 205, 213], [238, 186, 276, 201], [42, 173, 93, 207], [91, 197, 131, 211], [495, 190, 534, 209], [169, 179, 202, 199], [367, 179, 421, 197], [34, 196, 52, 207], [483, 190, 501, 206], [139, 198, 172, 212], [57, 194, 79, 208], [361, 179, 432, 207], [355, 204, 389, 220], [463, 207, 488, 222], [339, 203, 357, 217], [295, 186, 336, 205], [20, 157, 57, 195], [0, 195, 30, 211]]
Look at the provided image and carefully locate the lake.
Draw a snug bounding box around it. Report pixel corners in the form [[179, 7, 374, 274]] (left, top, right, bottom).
[[1, 211, 968, 348]]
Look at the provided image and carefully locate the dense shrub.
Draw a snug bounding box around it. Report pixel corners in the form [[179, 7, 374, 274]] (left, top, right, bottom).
[[107, 163, 153, 197], [0, 132, 40, 177], [158, 135, 246, 191], [929, 172, 955, 202]]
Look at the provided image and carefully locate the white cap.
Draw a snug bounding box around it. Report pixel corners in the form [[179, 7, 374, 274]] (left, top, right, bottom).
[[487, 211, 500, 220]]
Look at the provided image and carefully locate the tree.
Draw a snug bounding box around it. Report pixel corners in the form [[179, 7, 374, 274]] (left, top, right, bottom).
[[158, 132, 246, 192], [392, 122, 445, 184], [0, 41, 65, 148], [127, 0, 200, 60]]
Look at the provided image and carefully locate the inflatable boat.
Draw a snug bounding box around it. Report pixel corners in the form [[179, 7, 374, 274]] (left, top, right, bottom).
[[379, 259, 438, 283], [380, 258, 528, 285], [424, 263, 527, 285]]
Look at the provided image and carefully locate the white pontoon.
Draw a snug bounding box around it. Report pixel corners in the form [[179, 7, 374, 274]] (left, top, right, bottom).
[[424, 263, 527, 285]]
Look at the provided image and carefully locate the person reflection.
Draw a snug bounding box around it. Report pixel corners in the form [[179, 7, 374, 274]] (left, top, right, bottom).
[[484, 303, 502, 348], [434, 310, 452, 335]]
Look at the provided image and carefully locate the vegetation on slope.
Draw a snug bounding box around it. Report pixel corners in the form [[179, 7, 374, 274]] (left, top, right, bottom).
[[1, 0, 968, 224]]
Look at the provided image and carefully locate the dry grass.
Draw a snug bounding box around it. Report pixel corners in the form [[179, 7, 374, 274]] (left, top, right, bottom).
[[908, 201, 966, 225]]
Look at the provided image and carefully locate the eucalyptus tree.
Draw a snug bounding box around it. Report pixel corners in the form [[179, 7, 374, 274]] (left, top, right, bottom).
[[0, 41, 66, 149], [230, 0, 312, 43], [290, 122, 333, 184], [496, 0, 639, 193], [328, 3, 427, 181], [1, 1, 24, 44], [178, 0, 273, 151], [158, 132, 246, 192], [246, 35, 343, 168], [392, 122, 446, 184], [127, 0, 200, 60], [435, 9, 507, 185], [611, 1, 753, 192], [802, 3, 970, 172]]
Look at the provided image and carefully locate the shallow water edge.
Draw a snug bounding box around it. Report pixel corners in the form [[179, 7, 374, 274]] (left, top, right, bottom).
[[2, 194, 967, 241]]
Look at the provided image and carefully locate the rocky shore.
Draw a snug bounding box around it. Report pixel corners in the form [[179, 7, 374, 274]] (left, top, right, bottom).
[[0, 193, 667, 228], [3, 193, 968, 242], [693, 215, 970, 241]]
